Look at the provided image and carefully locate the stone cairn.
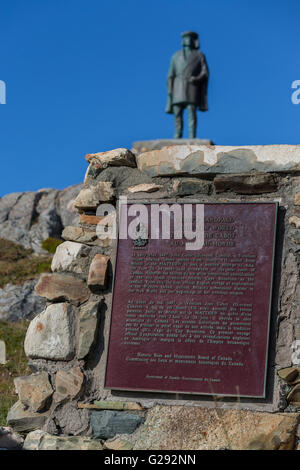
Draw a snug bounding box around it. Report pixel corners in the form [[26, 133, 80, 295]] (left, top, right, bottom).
[[5, 145, 300, 450]]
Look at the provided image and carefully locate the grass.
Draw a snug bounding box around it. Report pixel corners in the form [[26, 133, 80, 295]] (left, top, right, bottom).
[[0, 238, 52, 288], [0, 320, 30, 426], [0, 237, 59, 425], [41, 237, 63, 254]]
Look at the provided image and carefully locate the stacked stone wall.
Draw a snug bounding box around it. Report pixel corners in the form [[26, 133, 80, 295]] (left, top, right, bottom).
[[6, 144, 300, 450]]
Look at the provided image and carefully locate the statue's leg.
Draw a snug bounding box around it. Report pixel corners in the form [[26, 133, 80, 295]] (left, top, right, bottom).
[[187, 104, 197, 138], [173, 105, 183, 138]]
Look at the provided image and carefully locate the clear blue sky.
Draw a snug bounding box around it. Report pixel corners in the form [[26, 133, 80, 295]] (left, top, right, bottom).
[[0, 0, 300, 196]]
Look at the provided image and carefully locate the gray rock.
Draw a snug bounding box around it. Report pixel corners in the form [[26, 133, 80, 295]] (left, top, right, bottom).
[[8, 191, 39, 232], [28, 189, 62, 253], [62, 226, 111, 248], [91, 410, 144, 439], [57, 184, 82, 228], [74, 182, 115, 211], [0, 427, 24, 450], [85, 148, 136, 170], [0, 192, 22, 224], [52, 402, 91, 436], [0, 184, 82, 254], [78, 301, 100, 359], [173, 177, 211, 196], [127, 183, 162, 193], [87, 254, 109, 289], [14, 372, 53, 412], [51, 241, 92, 274], [7, 401, 50, 432], [292, 340, 300, 366], [24, 430, 103, 450], [54, 366, 84, 403], [0, 280, 46, 321], [0, 192, 40, 250], [95, 166, 156, 195], [214, 173, 278, 194], [0, 340, 6, 364], [24, 303, 76, 361]]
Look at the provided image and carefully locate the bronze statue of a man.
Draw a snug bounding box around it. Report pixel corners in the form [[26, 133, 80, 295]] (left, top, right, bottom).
[[166, 31, 209, 139]]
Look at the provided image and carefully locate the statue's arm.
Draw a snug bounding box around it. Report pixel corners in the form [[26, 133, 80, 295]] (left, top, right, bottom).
[[190, 53, 209, 83], [167, 56, 176, 95]]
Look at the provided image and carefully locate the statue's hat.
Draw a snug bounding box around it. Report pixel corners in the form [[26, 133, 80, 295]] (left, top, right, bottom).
[[181, 31, 198, 39]]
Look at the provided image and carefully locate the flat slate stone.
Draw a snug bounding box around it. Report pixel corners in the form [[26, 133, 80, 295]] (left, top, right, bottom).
[[214, 173, 278, 194], [14, 372, 53, 412], [104, 437, 133, 450], [91, 410, 144, 439], [173, 177, 211, 196], [278, 367, 300, 383], [75, 182, 115, 210], [132, 139, 213, 153], [88, 254, 109, 289], [7, 401, 50, 433], [24, 430, 103, 450], [62, 226, 111, 248], [54, 366, 84, 403], [78, 400, 143, 411], [127, 183, 162, 193], [78, 301, 99, 359], [35, 273, 90, 305], [85, 148, 136, 169], [136, 144, 300, 177]]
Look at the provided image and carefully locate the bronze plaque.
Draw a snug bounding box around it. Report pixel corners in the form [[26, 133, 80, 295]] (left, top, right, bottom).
[[104, 202, 277, 398]]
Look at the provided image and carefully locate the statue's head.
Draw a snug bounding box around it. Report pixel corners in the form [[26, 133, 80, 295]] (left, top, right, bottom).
[[181, 31, 199, 49]]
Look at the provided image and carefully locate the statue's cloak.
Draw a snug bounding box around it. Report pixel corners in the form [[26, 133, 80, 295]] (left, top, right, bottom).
[[166, 49, 209, 114]]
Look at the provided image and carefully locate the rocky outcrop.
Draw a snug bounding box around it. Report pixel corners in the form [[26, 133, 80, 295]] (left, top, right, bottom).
[[0, 280, 46, 321], [0, 185, 82, 321], [0, 184, 82, 254]]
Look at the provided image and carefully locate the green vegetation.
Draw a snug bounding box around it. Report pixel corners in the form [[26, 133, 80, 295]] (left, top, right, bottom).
[[41, 237, 63, 254], [0, 320, 29, 426], [0, 238, 52, 288], [0, 238, 61, 425]]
